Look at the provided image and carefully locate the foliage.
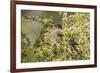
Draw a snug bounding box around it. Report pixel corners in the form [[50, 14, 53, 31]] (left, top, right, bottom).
[[21, 11, 90, 62]]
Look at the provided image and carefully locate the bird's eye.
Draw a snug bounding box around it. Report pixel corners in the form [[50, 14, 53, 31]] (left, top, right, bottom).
[[57, 33, 63, 37]]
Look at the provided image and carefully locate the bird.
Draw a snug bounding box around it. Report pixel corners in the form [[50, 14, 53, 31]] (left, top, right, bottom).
[[52, 24, 63, 44], [69, 38, 85, 59]]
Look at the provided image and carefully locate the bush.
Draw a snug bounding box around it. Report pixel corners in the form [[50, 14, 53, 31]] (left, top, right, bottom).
[[21, 11, 90, 62]]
